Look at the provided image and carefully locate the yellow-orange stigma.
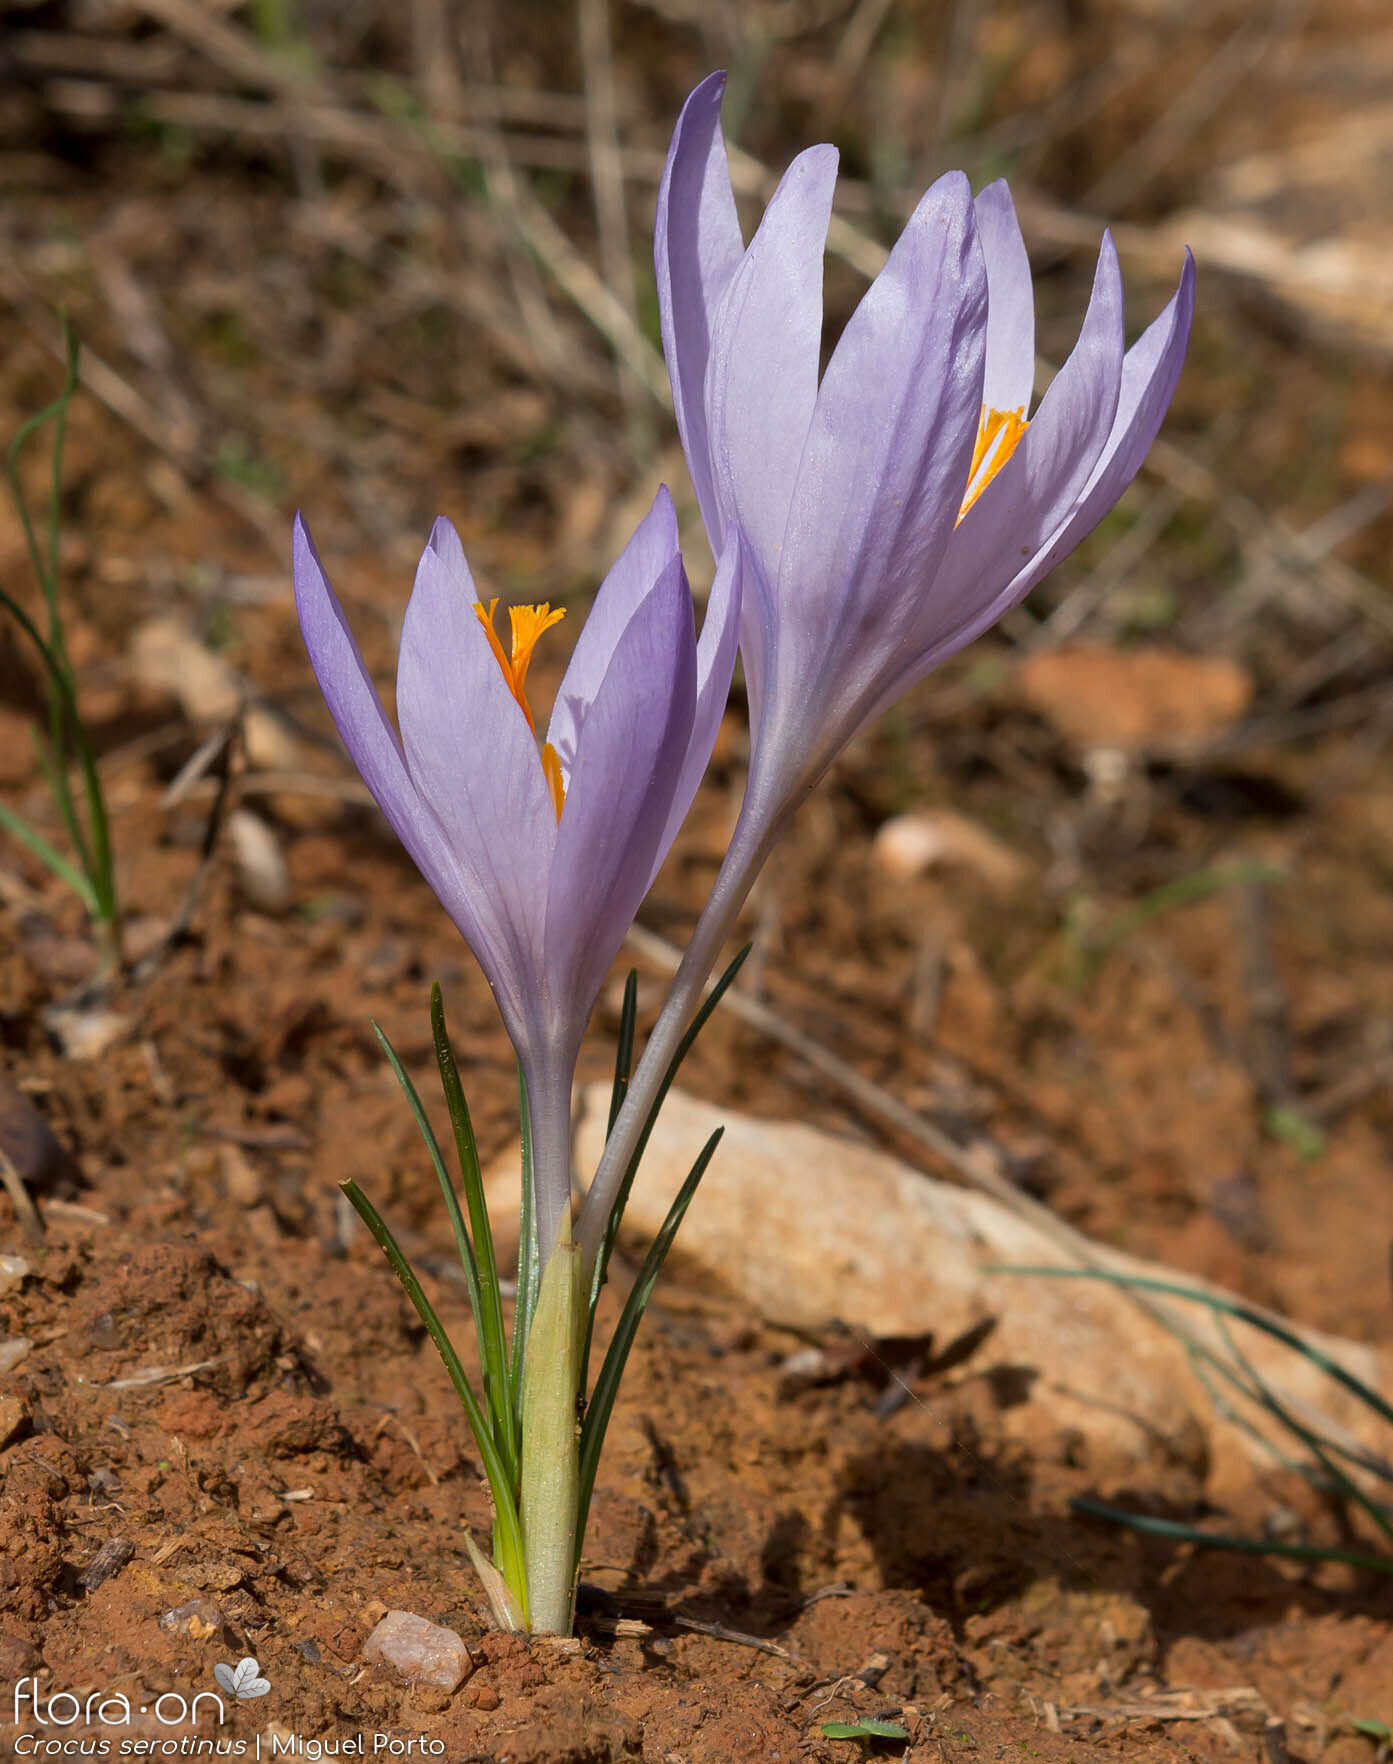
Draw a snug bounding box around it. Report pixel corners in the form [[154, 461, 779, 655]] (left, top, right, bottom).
[[958, 404, 1029, 522], [475, 598, 568, 821]]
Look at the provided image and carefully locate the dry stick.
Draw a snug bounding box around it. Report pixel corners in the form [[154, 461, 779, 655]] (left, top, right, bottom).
[[458, 13, 575, 388], [0, 1147, 44, 1243], [1082, 3, 1293, 215], [619, 919, 1384, 1468], [130, 0, 670, 407], [0, 243, 284, 554], [1137, 438, 1392, 639], [578, 0, 652, 446]]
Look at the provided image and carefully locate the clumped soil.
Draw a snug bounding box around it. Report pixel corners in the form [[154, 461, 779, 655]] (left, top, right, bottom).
[[4, 0, 1393, 1759]]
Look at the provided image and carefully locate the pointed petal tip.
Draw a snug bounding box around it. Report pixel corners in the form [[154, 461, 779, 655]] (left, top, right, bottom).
[[673, 69, 729, 133], [649, 481, 680, 548], [292, 513, 329, 605], [427, 513, 458, 555]]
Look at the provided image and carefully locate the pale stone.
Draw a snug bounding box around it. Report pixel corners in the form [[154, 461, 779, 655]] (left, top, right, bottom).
[[0, 1338, 32, 1376], [871, 810, 1027, 891], [228, 809, 292, 913], [0, 1255, 32, 1296], [533, 1086, 1391, 1507], [1017, 644, 1253, 751], [362, 1610, 474, 1693]]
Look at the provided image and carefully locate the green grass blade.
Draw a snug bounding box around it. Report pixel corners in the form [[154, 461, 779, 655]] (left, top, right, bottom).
[[340, 1178, 527, 1617], [511, 1063, 540, 1432], [587, 945, 750, 1326], [430, 982, 517, 1485], [1207, 1309, 1393, 1542], [1071, 1495, 1393, 1576], [575, 1126, 724, 1573], [986, 1266, 1393, 1432], [371, 1020, 486, 1354], [0, 799, 98, 911], [607, 971, 638, 1138]]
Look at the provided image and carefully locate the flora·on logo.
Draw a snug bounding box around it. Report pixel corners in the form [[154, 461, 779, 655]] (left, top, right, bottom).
[[213, 1658, 272, 1701]]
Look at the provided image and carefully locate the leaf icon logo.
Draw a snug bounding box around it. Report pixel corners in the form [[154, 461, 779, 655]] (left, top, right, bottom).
[[213, 1657, 271, 1700]]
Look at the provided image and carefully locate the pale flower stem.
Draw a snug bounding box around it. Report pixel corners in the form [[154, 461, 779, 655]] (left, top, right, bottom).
[[519, 1231, 583, 1633], [575, 799, 783, 1272], [527, 1058, 578, 1272]]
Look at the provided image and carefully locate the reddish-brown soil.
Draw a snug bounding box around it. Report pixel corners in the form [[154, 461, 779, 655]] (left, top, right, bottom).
[[4, 3, 1393, 1761]]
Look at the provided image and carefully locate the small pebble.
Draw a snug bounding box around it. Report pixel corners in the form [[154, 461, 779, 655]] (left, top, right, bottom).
[[0, 1254, 32, 1295], [160, 1599, 225, 1639], [0, 1394, 28, 1450], [362, 1610, 475, 1694], [0, 1634, 40, 1679], [80, 1536, 134, 1591], [0, 1339, 32, 1375], [228, 809, 292, 913]]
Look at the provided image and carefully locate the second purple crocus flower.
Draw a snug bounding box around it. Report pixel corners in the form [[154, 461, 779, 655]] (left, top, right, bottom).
[[655, 71, 1195, 824]]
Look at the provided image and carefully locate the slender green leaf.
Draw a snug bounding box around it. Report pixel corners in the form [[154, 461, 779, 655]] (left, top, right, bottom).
[[575, 1126, 724, 1571], [511, 1063, 540, 1430], [607, 970, 638, 1138], [430, 982, 517, 1484], [822, 1719, 910, 1741], [1207, 1309, 1393, 1544], [1071, 1496, 1392, 1575], [0, 800, 97, 910], [1, 322, 118, 953], [371, 1020, 486, 1351], [586, 944, 750, 1338], [985, 1266, 1393, 1432], [340, 1178, 527, 1615]]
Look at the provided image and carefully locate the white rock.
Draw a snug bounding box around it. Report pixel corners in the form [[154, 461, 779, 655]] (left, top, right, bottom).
[[548, 1086, 1391, 1504], [228, 809, 292, 913], [0, 1338, 32, 1375], [362, 1610, 474, 1692], [0, 1255, 32, 1296], [872, 809, 1026, 890]]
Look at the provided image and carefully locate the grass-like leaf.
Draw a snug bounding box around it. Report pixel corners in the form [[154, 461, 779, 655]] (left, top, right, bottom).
[[339, 1178, 527, 1616], [430, 982, 518, 1487], [1, 320, 119, 963], [511, 1063, 540, 1435], [993, 1264, 1393, 1570], [607, 970, 638, 1138], [584, 944, 750, 1362], [1072, 1497, 1391, 1576], [372, 1020, 485, 1336], [574, 1126, 724, 1575]]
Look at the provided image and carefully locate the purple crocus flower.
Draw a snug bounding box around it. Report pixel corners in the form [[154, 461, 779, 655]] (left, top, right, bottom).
[[655, 71, 1195, 821], [294, 486, 741, 1261], [576, 77, 1195, 1263]]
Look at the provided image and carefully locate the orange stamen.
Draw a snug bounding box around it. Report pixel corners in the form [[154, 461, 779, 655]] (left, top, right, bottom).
[[474, 597, 566, 736], [475, 597, 569, 819], [541, 743, 566, 823], [958, 404, 1029, 522]]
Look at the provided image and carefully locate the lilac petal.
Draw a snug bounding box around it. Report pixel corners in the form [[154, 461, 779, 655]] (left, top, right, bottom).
[[767, 172, 987, 726], [922, 250, 1194, 674], [916, 231, 1125, 652], [545, 555, 697, 1017], [655, 72, 745, 550], [650, 528, 743, 879], [975, 180, 1035, 417], [292, 516, 482, 950], [395, 519, 556, 1023], [705, 143, 839, 575], [546, 486, 680, 780], [1046, 249, 1196, 563]]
